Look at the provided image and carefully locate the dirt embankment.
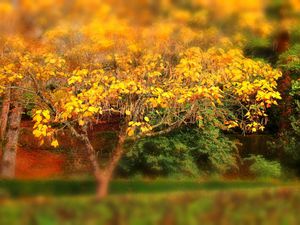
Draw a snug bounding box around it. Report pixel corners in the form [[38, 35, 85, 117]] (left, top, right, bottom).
[[1, 120, 120, 179]]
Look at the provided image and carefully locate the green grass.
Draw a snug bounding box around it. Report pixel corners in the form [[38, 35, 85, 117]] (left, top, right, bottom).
[[1, 186, 300, 225], [0, 179, 290, 198]]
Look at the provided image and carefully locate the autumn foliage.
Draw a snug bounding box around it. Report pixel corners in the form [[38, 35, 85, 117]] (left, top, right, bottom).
[[1, 0, 300, 197]]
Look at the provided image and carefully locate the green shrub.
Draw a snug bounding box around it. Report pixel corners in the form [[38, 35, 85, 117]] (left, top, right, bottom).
[[245, 155, 282, 179], [119, 126, 239, 178], [290, 25, 300, 45], [277, 44, 300, 78], [189, 126, 239, 173], [243, 37, 276, 63], [269, 80, 300, 176], [119, 135, 200, 178]]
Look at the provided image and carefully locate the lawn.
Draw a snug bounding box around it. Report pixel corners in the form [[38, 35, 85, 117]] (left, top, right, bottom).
[[1, 180, 300, 225], [0, 179, 291, 197]]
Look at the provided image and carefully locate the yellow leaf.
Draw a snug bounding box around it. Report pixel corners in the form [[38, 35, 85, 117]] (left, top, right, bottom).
[[141, 127, 149, 133], [79, 120, 85, 126], [177, 98, 185, 104], [134, 122, 142, 126], [217, 99, 223, 105], [125, 110, 131, 116], [42, 110, 50, 120], [88, 106, 98, 113], [33, 130, 42, 138], [245, 111, 251, 117], [127, 128, 135, 137], [144, 116, 150, 122], [33, 114, 43, 123], [51, 139, 59, 148]]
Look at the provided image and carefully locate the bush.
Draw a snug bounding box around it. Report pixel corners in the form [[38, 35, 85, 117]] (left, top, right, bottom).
[[245, 155, 282, 179], [269, 80, 300, 176], [119, 135, 200, 178], [189, 126, 239, 173], [243, 36, 276, 63], [277, 45, 300, 78], [119, 126, 239, 178]]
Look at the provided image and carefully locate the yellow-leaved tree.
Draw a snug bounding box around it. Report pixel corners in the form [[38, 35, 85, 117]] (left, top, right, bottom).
[[0, 0, 283, 199], [30, 46, 281, 198]]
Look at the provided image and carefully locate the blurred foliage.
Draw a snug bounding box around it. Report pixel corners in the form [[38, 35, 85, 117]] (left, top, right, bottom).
[[1, 186, 300, 225], [277, 44, 300, 78], [243, 36, 276, 63], [0, 0, 300, 183], [244, 155, 282, 179], [290, 80, 300, 135], [290, 26, 300, 45], [270, 80, 300, 175], [119, 126, 239, 178], [120, 135, 200, 178]]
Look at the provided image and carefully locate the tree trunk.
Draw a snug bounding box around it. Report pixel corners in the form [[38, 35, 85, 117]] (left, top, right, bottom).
[[275, 30, 291, 133], [71, 123, 127, 199], [0, 89, 11, 141], [1, 96, 22, 178], [95, 132, 126, 199], [83, 138, 111, 199], [96, 174, 110, 199], [0, 0, 23, 177], [81, 135, 108, 199]]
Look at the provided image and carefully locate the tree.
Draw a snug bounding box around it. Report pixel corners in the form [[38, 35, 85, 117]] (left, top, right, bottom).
[[0, 0, 283, 197], [0, 0, 65, 177], [0, 36, 25, 178], [30, 46, 282, 198], [0, 0, 21, 178]]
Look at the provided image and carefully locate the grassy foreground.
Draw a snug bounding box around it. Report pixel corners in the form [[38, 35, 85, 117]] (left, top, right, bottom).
[[1, 187, 300, 225], [0, 179, 291, 197], [0, 180, 300, 225]]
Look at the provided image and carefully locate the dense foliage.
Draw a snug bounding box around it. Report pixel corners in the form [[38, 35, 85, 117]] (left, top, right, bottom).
[[244, 155, 282, 179], [120, 127, 238, 177], [0, 0, 300, 195]]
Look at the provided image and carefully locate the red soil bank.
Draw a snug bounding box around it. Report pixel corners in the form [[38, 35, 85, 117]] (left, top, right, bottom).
[[0, 147, 64, 179], [15, 147, 65, 179], [0, 120, 120, 179]]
